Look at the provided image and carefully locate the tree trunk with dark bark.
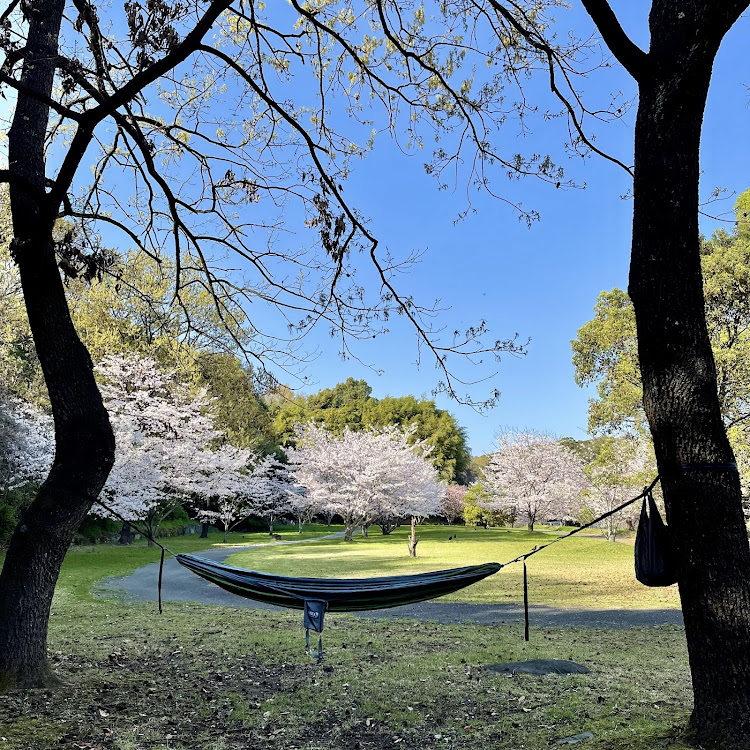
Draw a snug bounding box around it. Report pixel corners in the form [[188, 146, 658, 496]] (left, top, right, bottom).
[[379, 520, 396, 535], [0, 0, 115, 691], [629, 7, 750, 743], [200, 522, 210, 539], [344, 521, 356, 542], [118, 523, 135, 545]]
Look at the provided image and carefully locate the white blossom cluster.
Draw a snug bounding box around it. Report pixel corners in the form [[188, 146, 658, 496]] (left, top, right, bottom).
[[287, 423, 444, 540], [0, 390, 53, 491]]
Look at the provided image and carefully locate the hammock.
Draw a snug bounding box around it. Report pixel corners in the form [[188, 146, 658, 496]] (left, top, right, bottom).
[[175, 554, 502, 660], [98, 473, 663, 661], [175, 554, 501, 611]]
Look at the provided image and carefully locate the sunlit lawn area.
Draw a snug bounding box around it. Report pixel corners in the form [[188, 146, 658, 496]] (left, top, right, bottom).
[[0, 525, 694, 750], [227, 524, 682, 610]]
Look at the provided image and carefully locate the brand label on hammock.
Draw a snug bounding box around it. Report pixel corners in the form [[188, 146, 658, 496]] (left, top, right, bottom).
[[304, 600, 326, 633]]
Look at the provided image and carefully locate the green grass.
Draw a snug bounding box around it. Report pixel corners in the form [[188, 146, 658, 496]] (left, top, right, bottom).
[[227, 524, 681, 610], [0, 523, 696, 750]]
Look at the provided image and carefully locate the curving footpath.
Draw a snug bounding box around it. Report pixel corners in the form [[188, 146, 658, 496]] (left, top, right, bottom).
[[97, 534, 684, 629]]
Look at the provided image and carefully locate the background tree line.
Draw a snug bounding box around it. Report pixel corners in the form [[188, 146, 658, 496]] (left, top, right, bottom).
[[573, 189, 750, 501]]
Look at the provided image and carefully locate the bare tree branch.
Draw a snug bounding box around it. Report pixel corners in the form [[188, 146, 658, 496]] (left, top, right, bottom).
[[579, 0, 649, 81]]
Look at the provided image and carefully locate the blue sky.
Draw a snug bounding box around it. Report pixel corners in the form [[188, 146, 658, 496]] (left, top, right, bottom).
[[276, 3, 750, 456], [3, 2, 750, 457]]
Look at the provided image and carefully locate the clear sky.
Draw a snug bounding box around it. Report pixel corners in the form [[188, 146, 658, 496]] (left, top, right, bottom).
[[259, 3, 750, 456], [3, 3, 750, 457]]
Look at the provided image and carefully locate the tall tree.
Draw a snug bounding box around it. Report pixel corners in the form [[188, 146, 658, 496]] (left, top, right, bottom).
[[572, 3, 750, 742], [94, 354, 220, 540], [483, 430, 587, 531], [1, 0, 519, 690]]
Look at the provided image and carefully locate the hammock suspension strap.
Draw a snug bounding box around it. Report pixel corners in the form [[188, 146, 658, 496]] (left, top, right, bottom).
[[507, 473, 662, 640], [93, 498, 176, 614]]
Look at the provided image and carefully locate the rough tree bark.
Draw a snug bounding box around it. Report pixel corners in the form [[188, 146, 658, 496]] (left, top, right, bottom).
[[620, 1, 750, 743], [0, 0, 115, 690], [343, 519, 356, 542]]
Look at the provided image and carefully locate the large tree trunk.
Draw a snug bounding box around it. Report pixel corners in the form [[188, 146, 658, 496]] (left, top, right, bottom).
[[118, 522, 135, 545], [0, 0, 115, 691], [630, 10, 750, 743]]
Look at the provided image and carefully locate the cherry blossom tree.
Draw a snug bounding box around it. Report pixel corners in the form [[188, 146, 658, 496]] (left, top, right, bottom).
[[288, 487, 318, 533], [93, 354, 220, 541], [585, 438, 654, 541], [441, 485, 467, 525], [0, 391, 53, 493], [288, 423, 442, 546], [186, 444, 254, 542], [242, 455, 295, 535], [484, 430, 588, 532]]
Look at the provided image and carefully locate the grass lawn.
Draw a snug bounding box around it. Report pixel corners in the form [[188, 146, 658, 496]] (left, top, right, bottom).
[[0, 524, 696, 750], [227, 525, 682, 610]]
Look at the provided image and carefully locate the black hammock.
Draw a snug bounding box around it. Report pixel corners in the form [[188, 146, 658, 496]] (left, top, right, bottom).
[[175, 554, 501, 660], [100, 473, 666, 661], [175, 554, 501, 611]]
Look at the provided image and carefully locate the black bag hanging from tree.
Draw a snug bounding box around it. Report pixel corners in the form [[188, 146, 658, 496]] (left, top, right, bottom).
[[634, 490, 678, 587]]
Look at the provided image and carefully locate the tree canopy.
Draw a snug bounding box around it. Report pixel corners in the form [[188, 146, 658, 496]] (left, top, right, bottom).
[[272, 377, 470, 482], [572, 190, 750, 488]]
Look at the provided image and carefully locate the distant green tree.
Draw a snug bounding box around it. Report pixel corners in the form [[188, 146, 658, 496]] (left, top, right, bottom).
[[0, 194, 45, 406], [196, 353, 277, 455], [571, 289, 643, 436], [573, 190, 750, 492], [271, 379, 469, 482], [558, 436, 606, 465], [270, 378, 375, 445], [462, 484, 516, 528], [461, 454, 490, 485]]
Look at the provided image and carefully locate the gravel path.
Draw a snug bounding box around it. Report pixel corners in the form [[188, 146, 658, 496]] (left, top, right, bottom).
[[98, 535, 684, 629]]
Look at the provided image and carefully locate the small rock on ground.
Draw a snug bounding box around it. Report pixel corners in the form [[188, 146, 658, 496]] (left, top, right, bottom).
[[556, 730, 595, 745]]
